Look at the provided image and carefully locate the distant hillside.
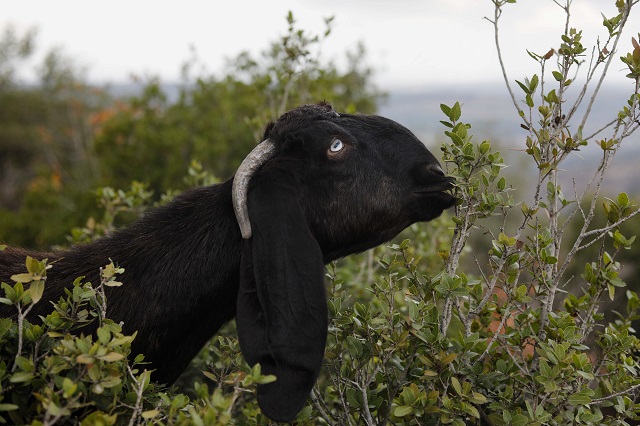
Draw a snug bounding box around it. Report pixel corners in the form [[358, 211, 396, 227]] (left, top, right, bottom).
[[379, 83, 640, 197], [106, 81, 639, 197]]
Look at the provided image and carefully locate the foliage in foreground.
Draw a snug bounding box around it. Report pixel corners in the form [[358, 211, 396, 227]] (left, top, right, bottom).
[[2, 1, 640, 425]]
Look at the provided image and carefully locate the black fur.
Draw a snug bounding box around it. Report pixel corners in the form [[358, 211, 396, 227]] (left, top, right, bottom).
[[0, 103, 455, 422]]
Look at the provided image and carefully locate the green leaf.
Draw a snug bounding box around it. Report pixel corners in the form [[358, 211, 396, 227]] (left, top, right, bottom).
[[0, 404, 18, 411], [451, 377, 463, 395], [202, 371, 217, 382], [97, 327, 111, 345], [10, 371, 34, 383], [525, 94, 534, 108], [139, 370, 151, 391], [10, 273, 33, 283], [617, 192, 629, 207], [576, 370, 595, 381], [450, 102, 461, 122], [447, 131, 464, 146], [346, 388, 363, 408], [296, 405, 313, 420], [511, 414, 530, 426], [62, 377, 78, 398], [515, 79, 530, 95], [26, 256, 41, 275], [98, 352, 125, 362], [346, 336, 363, 358], [142, 410, 160, 419], [568, 389, 593, 406], [497, 177, 506, 191], [469, 392, 488, 404], [608, 283, 616, 301], [394, 405, 414, 417], [462, 402, 480, 419], [440, 103, 452, 117], [76, 354, 95, 364], [529, 74, 539, 92], [29, 280, 45, 303], [539, 360, 552, 378], [498, 232, 516, 247]]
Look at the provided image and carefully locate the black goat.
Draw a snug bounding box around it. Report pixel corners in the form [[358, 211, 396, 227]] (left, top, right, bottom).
[[0, 103, 455, 422]]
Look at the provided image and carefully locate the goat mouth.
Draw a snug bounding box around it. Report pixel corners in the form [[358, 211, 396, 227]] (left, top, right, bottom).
[[413, 183, 455, 195], [413, 177, 455, 194], [413, 188, 451, 194], [413, 188, 457, 208]]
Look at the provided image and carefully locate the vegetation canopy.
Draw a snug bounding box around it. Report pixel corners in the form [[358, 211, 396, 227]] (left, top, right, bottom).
[[1, 1, 640, 424]]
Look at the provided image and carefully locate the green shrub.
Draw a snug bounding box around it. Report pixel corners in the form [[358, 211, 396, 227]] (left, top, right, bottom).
[[2, 1, 640, 425]]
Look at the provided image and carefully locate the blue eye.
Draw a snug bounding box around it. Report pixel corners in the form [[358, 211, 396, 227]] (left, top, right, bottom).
[[330, 139, 344, 153]]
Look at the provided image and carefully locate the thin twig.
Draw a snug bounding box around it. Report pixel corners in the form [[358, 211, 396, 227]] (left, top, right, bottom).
[[479, 301, 513, 362], [12, 303, 34, 372], [311, 388, 337, 426], [127, 366, 146, 426], [578, 2, 634, 130], [591, 382, 640, 404], [486, 2, 530, 127]]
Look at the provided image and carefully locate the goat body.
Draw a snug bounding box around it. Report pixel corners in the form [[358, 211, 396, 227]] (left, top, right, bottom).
[[1, 181, 242, 383], [0, 103, 456, 422]]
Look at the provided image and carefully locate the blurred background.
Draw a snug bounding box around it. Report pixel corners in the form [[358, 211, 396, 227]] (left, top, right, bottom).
[[1, 0, 639, 252]]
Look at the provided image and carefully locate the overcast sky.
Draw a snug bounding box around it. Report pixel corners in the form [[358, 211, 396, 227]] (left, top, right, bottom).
[[3, 0, 639, 89]]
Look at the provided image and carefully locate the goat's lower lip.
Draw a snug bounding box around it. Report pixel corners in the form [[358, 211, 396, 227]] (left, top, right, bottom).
[[414, 190, 457, 207], [413, 187, 454, 195], [413, 180, 455, 194]]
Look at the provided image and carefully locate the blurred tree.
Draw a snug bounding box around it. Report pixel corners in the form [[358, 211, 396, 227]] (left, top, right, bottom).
[[0, 14, 383, 248], [0, 25, 42, 210], [93, 14, 382, 191], [0, 26, 111, 247]]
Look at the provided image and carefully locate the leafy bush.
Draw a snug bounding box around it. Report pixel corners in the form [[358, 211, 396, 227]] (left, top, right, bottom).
[[0, 252, 285, 425], [300, 1, 640, 424], [2, 1, 640, 425]]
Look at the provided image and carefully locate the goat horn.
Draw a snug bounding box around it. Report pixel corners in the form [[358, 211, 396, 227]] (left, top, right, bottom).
[[232, 139, 277, 239]]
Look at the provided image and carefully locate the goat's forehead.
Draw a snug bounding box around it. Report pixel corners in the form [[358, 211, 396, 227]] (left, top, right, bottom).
[[275, 104, 339, 126], [267, 108, 428, 155], [337, 115, 426, 147]]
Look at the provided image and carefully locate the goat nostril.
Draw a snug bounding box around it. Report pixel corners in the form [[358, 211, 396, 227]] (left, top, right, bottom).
[[427, 164, 446, 177]]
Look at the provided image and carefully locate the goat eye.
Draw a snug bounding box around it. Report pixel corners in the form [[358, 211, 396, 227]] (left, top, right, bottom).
[[329, 139, 344, 153]]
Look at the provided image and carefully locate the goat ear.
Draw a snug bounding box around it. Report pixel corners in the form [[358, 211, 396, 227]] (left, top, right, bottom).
[[236, 174, 327, 422]]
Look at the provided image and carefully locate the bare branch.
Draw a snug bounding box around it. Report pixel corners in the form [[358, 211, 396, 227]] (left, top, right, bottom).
[[591, 382, 640, 404], [578, 2, 633, 129], [488, 2, 530, 127], [479, 301, 513, 362]]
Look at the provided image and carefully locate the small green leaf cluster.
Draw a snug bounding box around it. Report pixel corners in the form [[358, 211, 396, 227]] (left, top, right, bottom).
[[604, 192, 637, 225], [558, 28, 587, 63], [602, 1, 627, 37], [311, 243, 491, 425], [440, 102, 511, 230], [0, 258, 147, 425], [620, 35, 640, 80], [68, 181, 155, 244], [0, 257, 279, 425]]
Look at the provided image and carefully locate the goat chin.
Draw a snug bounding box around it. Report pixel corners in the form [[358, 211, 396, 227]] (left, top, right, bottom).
[[0, 102, 455, 422]]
